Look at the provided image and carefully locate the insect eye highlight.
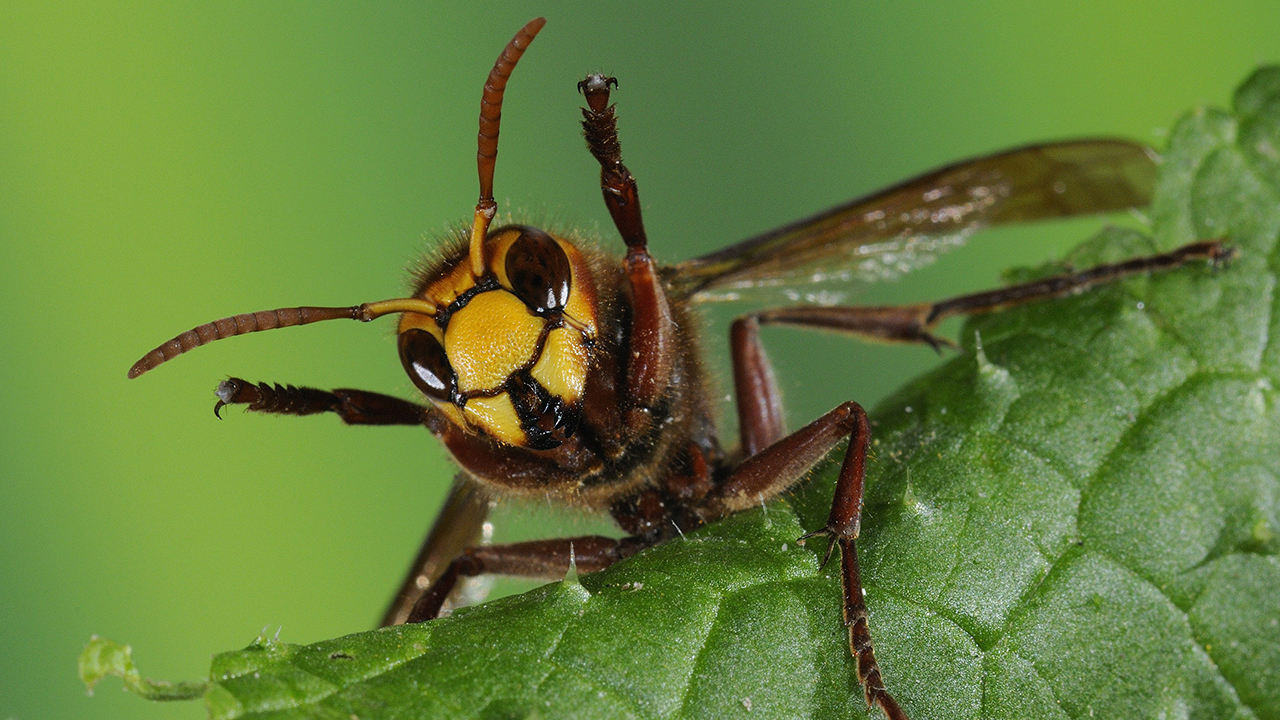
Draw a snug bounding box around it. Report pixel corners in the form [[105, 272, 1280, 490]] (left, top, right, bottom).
[[398, 328, 456, 403], [504, 228, 571, 315]]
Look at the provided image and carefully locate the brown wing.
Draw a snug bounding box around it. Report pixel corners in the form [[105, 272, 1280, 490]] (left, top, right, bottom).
[[380, 474, 491, 626], [664, 139, 1157, 302]]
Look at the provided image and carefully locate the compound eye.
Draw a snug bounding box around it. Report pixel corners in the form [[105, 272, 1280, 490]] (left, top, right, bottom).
[[505, 228, 571, 315], [398, 328, 455, 403]]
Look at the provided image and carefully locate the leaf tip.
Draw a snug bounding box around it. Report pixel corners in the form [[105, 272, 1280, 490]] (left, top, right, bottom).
[[972, 331, 1020, 414], [78, 636, 207, 702], [902, 476, 918, 509], [564, 542, 582, 587], [79, 635, 132, 696], [972, 332, 993, 374]]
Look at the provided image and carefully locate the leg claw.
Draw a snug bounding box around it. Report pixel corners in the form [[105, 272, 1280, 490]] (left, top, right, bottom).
[[798, 527, 841, 568]]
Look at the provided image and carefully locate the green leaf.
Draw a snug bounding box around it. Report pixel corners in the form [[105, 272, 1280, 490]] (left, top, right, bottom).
[[78, 636, 207, 701], [88, 67, 1280, 720]]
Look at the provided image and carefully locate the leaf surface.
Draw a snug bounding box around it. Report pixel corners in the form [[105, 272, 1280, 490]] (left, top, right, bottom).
[[87, 67, 1280, 720]]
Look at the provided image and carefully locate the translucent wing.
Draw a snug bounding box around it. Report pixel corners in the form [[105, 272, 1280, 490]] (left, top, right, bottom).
[[664, 139, 1157, 302]]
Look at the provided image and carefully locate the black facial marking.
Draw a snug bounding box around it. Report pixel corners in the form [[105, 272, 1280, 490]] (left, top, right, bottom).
[[506, 372, 580, 450], [505, 227, 572, 316], [398, 328, 456, 403], [434, 275, 501, 331]]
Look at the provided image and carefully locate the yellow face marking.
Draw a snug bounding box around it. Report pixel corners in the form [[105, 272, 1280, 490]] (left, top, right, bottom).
[[487, 228, 523, 290], [462, 393, 525, 446], [436, 401, 467, 430], [397, 309, 444, 344], [530, 326, 589, 404], [558, 243, 599, 339], [445, 290, 543, 394], [423, 258, 479, 310]]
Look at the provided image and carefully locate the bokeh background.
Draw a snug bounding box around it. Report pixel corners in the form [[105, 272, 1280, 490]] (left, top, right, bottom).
[[3, 2, 1278, 718]]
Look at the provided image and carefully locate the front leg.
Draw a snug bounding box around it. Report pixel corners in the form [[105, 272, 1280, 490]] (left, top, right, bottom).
[[212, 377, 428, 425], [579, 75, 677, 412]]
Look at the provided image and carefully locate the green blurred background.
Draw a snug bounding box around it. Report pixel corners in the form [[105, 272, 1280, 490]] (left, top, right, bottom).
[[2, 2, 1277, 718]]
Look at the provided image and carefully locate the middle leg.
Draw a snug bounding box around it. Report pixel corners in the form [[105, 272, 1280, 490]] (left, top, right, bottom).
[[706, 313, 909, 719], [698, 399, 906, 720]]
